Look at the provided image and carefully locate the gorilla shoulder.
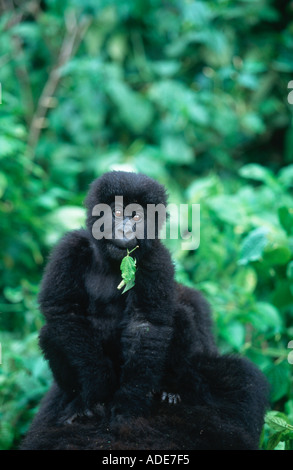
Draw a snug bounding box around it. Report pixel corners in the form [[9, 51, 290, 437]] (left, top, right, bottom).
[[47, 229, 94, 267]]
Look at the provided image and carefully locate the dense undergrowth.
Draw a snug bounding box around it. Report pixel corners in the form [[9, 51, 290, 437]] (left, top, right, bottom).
[[0, 0, 292, 449]]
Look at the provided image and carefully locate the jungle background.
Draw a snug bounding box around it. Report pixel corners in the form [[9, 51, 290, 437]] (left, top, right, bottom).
[[1, 0, 293, 450]]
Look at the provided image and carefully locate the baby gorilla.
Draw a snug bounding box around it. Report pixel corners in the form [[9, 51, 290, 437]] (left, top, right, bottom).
[[21, 171, 269, 450]]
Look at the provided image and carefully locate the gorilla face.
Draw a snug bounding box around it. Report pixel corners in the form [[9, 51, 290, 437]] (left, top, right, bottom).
[[110, 201, 144, 249], [85, 171, 168, 261]]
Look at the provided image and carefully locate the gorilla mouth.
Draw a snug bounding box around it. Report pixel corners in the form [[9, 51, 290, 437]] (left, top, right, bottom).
[[106, 241, 129, 260]]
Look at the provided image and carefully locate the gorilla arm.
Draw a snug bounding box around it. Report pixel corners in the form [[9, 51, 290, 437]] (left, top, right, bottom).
[[112, 242, 175, 419], [38, 230, 117, 418]]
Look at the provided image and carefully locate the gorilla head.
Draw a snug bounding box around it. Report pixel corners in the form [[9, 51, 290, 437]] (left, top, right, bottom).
[[85, 171, 168, 260]]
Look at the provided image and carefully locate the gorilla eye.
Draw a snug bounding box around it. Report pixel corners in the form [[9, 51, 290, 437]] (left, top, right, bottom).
[[114, 209, 123, 218], [132, 213, 141, 222]]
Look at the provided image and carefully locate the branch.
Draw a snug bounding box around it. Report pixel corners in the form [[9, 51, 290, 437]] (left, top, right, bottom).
[[27, 10, 91, 159], [12, 36, 35, 126]]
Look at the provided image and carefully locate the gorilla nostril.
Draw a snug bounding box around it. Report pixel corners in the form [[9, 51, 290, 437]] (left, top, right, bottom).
[[124, 228, 135, 238], [124, 221, 135, 236]]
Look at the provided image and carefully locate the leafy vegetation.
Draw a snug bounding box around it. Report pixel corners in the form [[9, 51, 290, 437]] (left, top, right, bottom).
[[0, 0, 292, 450]]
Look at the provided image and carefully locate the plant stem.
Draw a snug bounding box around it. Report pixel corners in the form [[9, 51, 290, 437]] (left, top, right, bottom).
[[127, 245, 139, 256]]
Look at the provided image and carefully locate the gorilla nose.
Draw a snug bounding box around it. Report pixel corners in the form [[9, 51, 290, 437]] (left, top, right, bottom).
[[124, 223, 134, 238], [112, 221, 137, 249]]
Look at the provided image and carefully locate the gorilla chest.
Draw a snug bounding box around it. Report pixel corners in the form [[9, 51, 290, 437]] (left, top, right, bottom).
[[85, 269, 126, 318]]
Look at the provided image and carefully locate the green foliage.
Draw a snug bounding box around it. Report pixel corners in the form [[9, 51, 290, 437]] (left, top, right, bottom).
[[263, 411, 293, 450], [118, 246, 139, 293], [0, 0, 293, 449], [0, 333, 52, 449]]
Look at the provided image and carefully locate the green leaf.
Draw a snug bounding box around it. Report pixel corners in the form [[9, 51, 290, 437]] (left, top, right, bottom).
[[3, 286, 23, 303], [208, 194, 248, 225], [278, 206, 293, 235], [272, 280, 293, 309], [0, 172, 8, 197], [120, 256, 136, 283], [287, 261, 293, 280], [117, 246, 139, 294], [149, 80, 208, 125], [161, 136, 193, 165], [121, 278, 135, 294], [266, 431, 285, 450], [106, 80, 154, 134], [238, 227, 270, 265], [278, 164, 293, 188], [220, 322, 245, 350], [0, 136, 21, 158], [186, 175, 220, 202], [264, 362, 291, 402], [239, 164, 276, 187], [234, 267, 257, 293], [241, 113, 265, 134], [263, 245, 291, 266], [265, 412, 293, 433], [0, 422, 15, 450], [251, 302, 283, 334], [151, 60, 180, 77]]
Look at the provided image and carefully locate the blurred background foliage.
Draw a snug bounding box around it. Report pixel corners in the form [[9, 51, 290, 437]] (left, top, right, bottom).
[[0, 0, 293, 450]]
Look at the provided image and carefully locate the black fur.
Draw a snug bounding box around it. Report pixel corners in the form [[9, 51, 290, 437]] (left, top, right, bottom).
[[21, 171, 269, 450]]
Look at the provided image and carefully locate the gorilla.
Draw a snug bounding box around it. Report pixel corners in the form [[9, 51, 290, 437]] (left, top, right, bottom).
[[21, 171, 268, 450]]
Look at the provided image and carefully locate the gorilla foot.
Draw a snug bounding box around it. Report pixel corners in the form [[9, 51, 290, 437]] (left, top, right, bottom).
[[161, 392, 181, 405], [59, 401, 106, 425]]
